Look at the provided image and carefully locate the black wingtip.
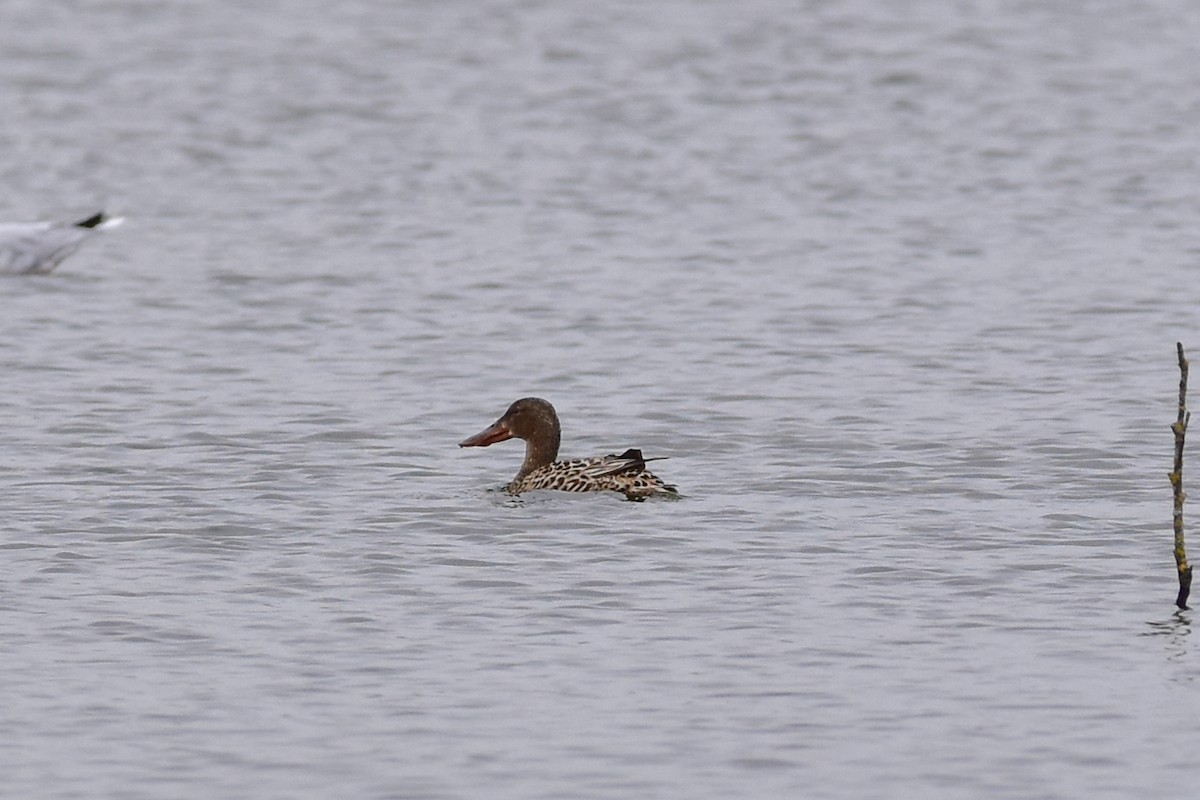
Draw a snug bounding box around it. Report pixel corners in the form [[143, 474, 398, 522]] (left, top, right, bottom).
[[75, 212, 105, 229], [612, 448, 668, 464]]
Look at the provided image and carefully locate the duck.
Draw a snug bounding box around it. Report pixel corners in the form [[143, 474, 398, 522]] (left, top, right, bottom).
[[0, 211, 124, 274], [458, 397, 679, 500]]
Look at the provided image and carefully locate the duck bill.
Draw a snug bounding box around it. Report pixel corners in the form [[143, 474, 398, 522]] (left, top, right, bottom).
[[458, 421, 513, 448]]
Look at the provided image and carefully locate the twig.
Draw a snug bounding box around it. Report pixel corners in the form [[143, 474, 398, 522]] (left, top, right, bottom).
[[1170, 342, 1192, 609]]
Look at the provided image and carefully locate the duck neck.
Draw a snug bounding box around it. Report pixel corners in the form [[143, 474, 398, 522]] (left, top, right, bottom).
[[517, 427, 560, 479]]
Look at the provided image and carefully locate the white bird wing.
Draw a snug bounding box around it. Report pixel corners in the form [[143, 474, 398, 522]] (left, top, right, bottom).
[[0, 215, 123, 274]]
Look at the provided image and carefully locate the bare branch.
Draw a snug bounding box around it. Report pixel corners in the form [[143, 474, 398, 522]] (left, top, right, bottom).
[[1171, 342, 1192, 609]]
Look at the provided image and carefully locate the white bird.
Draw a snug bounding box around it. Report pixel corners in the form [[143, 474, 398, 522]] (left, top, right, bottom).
[[0, 211, 124, 274]]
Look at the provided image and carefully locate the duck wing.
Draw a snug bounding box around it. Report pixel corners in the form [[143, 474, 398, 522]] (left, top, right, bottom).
[[584, 448, 668, 479]]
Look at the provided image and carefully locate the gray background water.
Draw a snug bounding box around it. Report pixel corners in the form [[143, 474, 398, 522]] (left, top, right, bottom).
[[2, 1, 1198, 798]]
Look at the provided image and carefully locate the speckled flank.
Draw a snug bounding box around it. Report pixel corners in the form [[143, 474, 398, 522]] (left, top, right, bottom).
[[508, 455, 679, 501]]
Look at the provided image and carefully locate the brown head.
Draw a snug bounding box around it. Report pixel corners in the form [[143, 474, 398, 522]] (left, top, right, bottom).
[[459, 397, 563, 477]]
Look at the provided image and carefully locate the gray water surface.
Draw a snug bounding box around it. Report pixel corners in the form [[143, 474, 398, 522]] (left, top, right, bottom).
[[2, 2, 1198, 798]]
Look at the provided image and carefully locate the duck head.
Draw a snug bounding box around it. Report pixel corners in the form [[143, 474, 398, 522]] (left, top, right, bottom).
[[459, 397, 562, 476]]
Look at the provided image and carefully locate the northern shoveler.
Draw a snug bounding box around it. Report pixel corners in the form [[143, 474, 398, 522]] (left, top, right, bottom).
[[0, 211, 124, 275], [458, 397, 679, 500]]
